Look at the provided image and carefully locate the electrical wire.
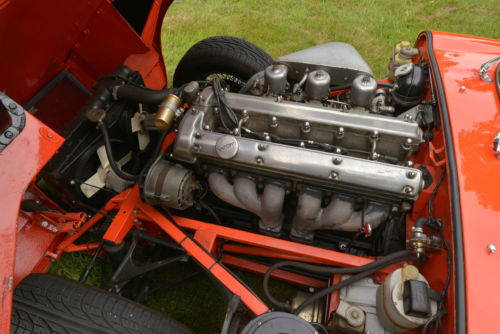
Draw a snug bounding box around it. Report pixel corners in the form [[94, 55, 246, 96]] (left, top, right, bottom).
[[263, 249, 415, 311]]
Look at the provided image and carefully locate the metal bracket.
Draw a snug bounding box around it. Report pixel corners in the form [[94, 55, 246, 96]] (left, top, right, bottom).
[[478, 55, 500, 82]]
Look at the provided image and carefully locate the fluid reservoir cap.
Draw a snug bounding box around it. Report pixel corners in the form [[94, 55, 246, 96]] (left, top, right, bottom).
[[402, 264, 420, 280], [215, 135, 239, 159], [241, 312, 316, 334]]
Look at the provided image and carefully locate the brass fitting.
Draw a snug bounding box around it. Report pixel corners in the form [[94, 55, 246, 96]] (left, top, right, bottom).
[[154, 94, 181, 130]]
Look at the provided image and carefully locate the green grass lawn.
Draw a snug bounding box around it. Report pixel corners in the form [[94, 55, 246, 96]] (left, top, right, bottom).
[[161, 0, 499, 86], [53, 1, 499, 333]]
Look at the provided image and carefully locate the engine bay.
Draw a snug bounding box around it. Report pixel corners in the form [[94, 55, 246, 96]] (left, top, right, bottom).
[[33, 39, 450, 333]]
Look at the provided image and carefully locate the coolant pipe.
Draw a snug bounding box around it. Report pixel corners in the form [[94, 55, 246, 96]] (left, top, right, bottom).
[[292, 189, 390, 238], [208, 173, 285, 230]]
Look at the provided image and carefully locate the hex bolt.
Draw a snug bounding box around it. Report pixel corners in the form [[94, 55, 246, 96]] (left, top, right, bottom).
[[403, 185, 414, 194], [371, 152, 380, 160], [407, 171, 417, 179], [404, 114, 413, 122], [329, 171, 339, 179], [194, 131, 202, 139], [4, 131, 13, 139], [337, 127, 345, 138], [299, 141, 305, 147], [332, 157, 342, 165], [265, 135, 271, 141], [8, 103, 17, 110], [406, 160, 415, 167], [459, 86, 466, 92], [203, 124, 211, 130], [403, 138, 413, 150], [242, 109, 249, 117], [370, 130, 379, 140], [302, 121, 311, 133], [256, 156, 264, 164], [257, 143, 267, 151], [270, 116, 278, 128], [335, 147, 342, 154], [487, 244, 496, 254], [41, 221, 48, 227]]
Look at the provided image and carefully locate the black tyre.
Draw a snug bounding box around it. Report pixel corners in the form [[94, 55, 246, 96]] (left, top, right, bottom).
[[11, 274, 194, 334], [173, 36, 273, 91]]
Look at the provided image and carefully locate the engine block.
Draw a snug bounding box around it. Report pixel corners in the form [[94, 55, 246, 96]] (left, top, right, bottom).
[[170, 87, 425, 239]]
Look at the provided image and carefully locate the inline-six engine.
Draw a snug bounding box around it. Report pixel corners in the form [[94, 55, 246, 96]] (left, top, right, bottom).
[[143, 42, 429, 243]]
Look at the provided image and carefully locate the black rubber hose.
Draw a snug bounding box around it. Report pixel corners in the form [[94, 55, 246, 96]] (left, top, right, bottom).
[[113, 85, 169, 105], [292, 250, 416, 315], [98, 122, 139, 181], [263, 249, 414, 310]]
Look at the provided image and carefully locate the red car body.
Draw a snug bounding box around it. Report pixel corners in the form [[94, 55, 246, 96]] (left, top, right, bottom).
[[1, 1, 500, 333]]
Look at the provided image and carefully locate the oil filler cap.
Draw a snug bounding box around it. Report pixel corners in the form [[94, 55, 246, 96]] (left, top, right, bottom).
[[215, 135, 239, 159], [241, 312, 316, 334]]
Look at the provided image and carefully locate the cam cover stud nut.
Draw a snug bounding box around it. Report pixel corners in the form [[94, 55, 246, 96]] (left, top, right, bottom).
[[487, 244, 496, 254]]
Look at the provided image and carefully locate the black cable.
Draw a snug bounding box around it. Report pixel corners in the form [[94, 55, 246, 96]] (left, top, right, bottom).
[[263, 249, 414, 310], [292, 250, 416, 315], [98, 122, 139, 181]]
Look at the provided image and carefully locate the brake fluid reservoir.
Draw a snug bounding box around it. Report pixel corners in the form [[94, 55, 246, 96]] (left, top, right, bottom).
[[376, 265, 438, 332]]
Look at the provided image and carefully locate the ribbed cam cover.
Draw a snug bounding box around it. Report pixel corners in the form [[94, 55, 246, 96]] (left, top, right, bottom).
[[276, 42, 373, 85]]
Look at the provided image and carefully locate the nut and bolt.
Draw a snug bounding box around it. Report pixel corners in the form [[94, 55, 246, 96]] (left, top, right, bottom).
[[302, 121, 311, 133], [332, 157, 342, 165], [459, 86, 466, 92], [194, 131, 202, 138], [337, 127, 345, 138], [370, 130, 379, 140], [487, 244, 496, 254], [8, 103, 17, 110], [4, 131, 13, 138], [241, 109, 249, 117], [41, 221, 49, 227], [403, 185, 414, 194], [406, 160, 414, 167], [270, 116, 278, 128], [256, 156, 264, 164], [404, 114, 413, 122], [257, 143, 267, 151], [264, 135, 271, 141], [407, 171, 417, 179], [299, 141, 305, 147], [203, 124, 211, 130], [329, 171, 339, 179]]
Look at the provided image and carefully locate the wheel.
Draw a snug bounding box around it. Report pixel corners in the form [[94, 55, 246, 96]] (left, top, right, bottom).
[[11, 274, 194, 334], [173, 36, 273, 92]]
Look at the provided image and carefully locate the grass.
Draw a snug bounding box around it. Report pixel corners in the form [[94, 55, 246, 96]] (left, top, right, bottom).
[[53, 1, 499, 333], [161, 0, 499, 85]]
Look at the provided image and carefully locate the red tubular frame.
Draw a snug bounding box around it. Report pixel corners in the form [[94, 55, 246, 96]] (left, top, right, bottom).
[[55, 185, 406, 316]]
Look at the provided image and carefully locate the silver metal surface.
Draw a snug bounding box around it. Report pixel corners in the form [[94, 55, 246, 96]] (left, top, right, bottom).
[[264, 64, 288, 94], [276, 42, 373, 85], [143, 160, 194, 209], [218, 90, 423, 161], [176, 130, 423, 200], [351, 75, 377, 107], [208, 173, 285, 231], [215, 135, 239, 159], [338, 277, 391, 334], [478, 55, 500, 82], [305, 70, 330, 100], [291, 190, 390, 238]]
